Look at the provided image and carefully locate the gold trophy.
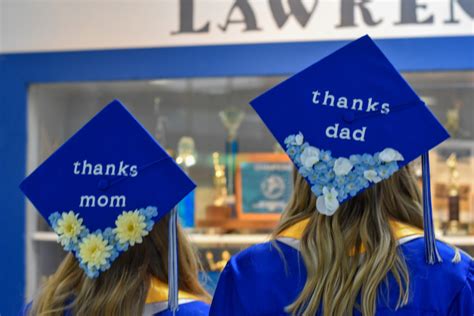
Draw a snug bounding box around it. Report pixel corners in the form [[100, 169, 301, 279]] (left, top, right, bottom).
[[212, 152, 228, 206], [445, 154, 466, 235], [206, 250, 231, 272], [219, 107, 245, 198]]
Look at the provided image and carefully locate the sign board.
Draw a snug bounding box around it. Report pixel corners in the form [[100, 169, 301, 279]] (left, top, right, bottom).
[[1, 0, 473, 53], [236, 153, 292, 220]]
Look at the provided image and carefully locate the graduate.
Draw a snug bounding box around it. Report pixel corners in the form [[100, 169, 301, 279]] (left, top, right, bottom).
[[210, 36, 474, 316], [20, 100, 210, 315]]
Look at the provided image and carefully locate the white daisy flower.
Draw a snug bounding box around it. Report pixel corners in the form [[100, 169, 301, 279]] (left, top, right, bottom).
[[300, 146, 320, 168], [79, 234, 113, 270], [364, 169, 382, 183], [55, 211, 84, 247], [294, 132, 304, 145], [316, 187, 340, 216], [379, 148, 404, 163], [114, 210, 149, 246], [333, 157, 353, 176]]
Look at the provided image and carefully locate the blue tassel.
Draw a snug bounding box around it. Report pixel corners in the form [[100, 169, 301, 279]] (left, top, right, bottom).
[[421, 152, 442, 264], [168, 207, 179, 314]]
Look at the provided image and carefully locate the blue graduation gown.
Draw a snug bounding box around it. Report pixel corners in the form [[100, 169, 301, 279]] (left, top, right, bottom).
[[210, 238, 473, 315], [22, 299, 210, 315], [150, 301, 210, 316]]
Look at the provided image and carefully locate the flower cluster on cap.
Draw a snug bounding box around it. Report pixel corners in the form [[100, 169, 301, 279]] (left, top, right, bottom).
[[284, 132, 404, 216], [48, 206, 158, 278]]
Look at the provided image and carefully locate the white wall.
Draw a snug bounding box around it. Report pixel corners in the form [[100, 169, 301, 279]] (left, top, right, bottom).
[[1, 0, 473, 53]]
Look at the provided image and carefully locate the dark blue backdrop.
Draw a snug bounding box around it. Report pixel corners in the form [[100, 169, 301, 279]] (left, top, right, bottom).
[[0, 36, 473, 315]]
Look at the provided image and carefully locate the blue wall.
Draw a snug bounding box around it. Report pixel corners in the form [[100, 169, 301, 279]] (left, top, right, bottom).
[[0, 36, 473, 315]]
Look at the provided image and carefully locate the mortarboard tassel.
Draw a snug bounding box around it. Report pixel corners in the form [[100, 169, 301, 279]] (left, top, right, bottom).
[[168, 206, 179, 314], [421, 152, 442, 264]]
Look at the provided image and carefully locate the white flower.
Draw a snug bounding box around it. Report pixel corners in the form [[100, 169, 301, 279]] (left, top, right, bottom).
[[79, 234, 113, 270], [316, 187, 339, 216], [333, 157, 353, 176], [379, 148, 404, 163], [364, 169, 382, 183], [114, 210, 148, 246], [294, 132, 304, 145], [55, 211, 84, 246], [300, 146, 320, 168]]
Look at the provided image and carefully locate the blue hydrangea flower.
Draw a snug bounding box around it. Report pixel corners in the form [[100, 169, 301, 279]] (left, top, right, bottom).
[[102, 227, 114, 239], [320, 150, 332, 162], [326, 158, 336, 168], [306, 173, 316, 185], [334, 175, 346, 187], [314, 161, 329, 173], [321, 170, 336, 183], [116, 242, 129, 252], [377, 163, 399, 179], [311, 183, 324, 196], [337, 186, 349, 201], [345, 181, 359, 197], [146, 220, 154, 231], [100, 261, 111, 272], [362, 153, 376, 166], [373, 152, 381, 164], [143, 206, 158, 218], [63, 240, 76, 252], [109, 247, 119, 261], [349, 154, 362, 165], [79, 228, 90, 239], [376, 165, 390, 179], [356, 176, 369, 189], [386, 161, 399, 174], [48, 212, 61, 229], [299, 166, 313, 178], [284, 135, 296, 146], [286, 146, 298, 158]]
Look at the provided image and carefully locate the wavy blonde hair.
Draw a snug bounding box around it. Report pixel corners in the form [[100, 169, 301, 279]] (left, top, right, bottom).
[[273, 166, 426, 316], [29, 213, 210, 316]]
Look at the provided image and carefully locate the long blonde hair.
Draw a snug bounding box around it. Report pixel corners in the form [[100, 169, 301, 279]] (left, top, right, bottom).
[[273, 166, 425, 316], [30, 214, 210, 316]]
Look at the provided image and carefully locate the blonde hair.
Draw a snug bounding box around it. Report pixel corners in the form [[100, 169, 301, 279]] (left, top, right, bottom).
[[273, 166, 426, 316], [30, 214, 210, 316]]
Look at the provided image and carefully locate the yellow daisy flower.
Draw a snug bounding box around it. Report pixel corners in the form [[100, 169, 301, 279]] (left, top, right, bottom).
[[114, 210, 148, 246], [55, 211, 84, 246], [79, 234, 113, 270]]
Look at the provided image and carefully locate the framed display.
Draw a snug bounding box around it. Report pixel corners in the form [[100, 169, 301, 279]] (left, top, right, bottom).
[[235, 153, 292, 220]]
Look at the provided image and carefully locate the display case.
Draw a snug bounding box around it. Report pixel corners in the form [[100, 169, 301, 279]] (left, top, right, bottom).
[[25, 72, 474, 299]]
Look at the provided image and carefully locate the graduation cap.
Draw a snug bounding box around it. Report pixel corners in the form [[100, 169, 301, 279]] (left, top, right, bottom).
[[250, 35, 449, 264], [20, 100, 193, 311]]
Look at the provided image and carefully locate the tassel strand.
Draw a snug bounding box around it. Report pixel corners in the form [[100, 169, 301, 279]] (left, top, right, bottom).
[[421, 152, 442, 264], [168, 206, 179, 314]]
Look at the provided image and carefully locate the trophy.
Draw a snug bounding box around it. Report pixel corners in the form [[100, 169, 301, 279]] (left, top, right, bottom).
[[445, 153, 465, 235], [206, 250, 231, 272], [153, 97, 168, 147], [212, 152, 228, 206], [175, 137, 197, 228], [176, 137, 197, 169], [219, 107, 245, 197]]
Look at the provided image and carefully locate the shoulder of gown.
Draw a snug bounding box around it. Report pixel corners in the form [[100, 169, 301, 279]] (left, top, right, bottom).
[[380, 238, 474, 315], [211, 238, 473, 316], [210, 241, 305, 316], [21, 299, 210, 316], [155, 300, 210, 316]]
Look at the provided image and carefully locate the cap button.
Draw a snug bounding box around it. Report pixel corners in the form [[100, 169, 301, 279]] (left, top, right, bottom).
[[343, 111, 355, 123], [98, 179, 109, 191]]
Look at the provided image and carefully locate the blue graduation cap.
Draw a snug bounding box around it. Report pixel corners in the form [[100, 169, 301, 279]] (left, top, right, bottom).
[[250, 35, 449, 264], [20, 100, 193, 310]]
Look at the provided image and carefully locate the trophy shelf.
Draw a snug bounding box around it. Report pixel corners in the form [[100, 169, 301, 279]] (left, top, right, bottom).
[[31, 231, 474, 247]]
